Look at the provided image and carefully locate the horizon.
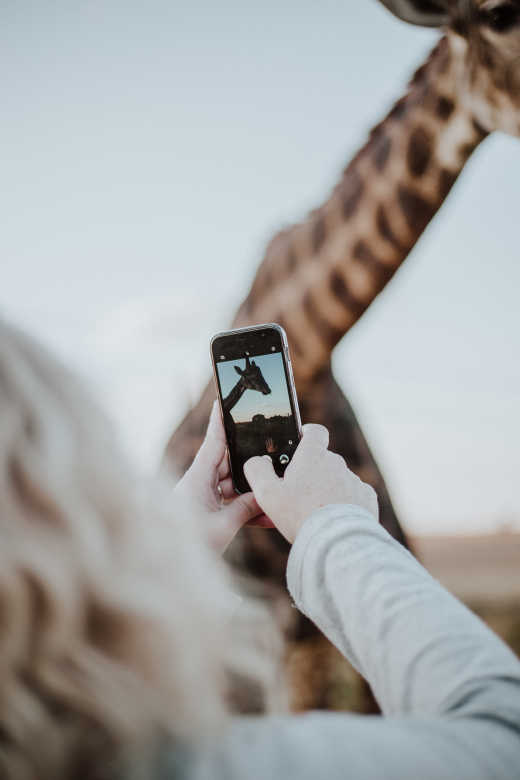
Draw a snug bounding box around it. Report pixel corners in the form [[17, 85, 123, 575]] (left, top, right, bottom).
[[217, 353, 293, 423]]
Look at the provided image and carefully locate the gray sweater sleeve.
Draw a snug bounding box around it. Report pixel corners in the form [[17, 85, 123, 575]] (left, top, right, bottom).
[[191, 504, 520, 780]]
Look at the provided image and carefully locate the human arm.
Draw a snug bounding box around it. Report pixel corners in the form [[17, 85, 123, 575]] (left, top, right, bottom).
[[216, 428, 520, 779], [287, 503, 520, 722], [187, 504, 520, 780]]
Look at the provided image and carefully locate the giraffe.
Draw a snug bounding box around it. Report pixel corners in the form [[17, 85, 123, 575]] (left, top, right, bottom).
[[164, 0, 520, 711], [222, 356, 271, 418], [221, 356, 271, 459]]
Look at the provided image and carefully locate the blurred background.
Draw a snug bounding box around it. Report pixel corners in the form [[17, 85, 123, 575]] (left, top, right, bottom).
[[2, 0, 519, 559]]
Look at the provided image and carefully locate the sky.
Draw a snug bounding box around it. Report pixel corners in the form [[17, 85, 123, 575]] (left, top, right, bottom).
[[217, 353, 292, 422], [1, 0, 519, 535]]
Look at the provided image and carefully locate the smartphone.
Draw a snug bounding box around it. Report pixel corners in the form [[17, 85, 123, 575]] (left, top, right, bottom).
[[211, 323, 302, 494]]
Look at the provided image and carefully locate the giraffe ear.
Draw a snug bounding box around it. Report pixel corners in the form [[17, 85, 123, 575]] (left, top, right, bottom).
[[234, 366, 243, 376], [377, 0, 451, 27]]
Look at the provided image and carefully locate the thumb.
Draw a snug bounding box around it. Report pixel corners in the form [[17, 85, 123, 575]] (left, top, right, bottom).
[[244, 455, 281, 512], [193, 402, 225, 471]]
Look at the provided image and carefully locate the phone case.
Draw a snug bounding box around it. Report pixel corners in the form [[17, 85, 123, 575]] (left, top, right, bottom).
[[210, 323, 302, 493]]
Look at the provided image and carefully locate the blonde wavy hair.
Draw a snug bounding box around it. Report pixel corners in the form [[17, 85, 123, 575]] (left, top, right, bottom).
[[0, 318, 286, 780]]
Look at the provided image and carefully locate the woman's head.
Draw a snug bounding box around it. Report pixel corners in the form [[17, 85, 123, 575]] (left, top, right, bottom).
[[0, 318, 284, 779]]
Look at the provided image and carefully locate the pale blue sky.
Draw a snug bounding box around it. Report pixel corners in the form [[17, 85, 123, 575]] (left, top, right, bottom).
[[217, 353, 292, 422], [1, 1, 519, 534]]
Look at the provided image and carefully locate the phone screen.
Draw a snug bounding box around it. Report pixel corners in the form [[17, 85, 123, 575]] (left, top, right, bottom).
[[212, 326, 301, 493]]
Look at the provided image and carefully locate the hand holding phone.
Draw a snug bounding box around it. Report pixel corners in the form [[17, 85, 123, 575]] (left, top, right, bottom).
[[244, 424, 379, 544], [211, 324, 302, 494], [174, 402, 272, 553]]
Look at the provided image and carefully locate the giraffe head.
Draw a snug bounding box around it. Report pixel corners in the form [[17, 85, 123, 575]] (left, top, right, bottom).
[[234, 356, 271, 395], [379, 0, 520, 136]]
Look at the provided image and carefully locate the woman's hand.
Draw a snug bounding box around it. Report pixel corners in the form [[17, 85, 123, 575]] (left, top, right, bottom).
[[244, 424, 378, 544], [174, 402, 271, 554]]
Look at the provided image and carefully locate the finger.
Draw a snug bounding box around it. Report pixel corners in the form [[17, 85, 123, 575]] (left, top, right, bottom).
[[205, 400, 226, 444], [246, 513, 276, 529], [243, 455, 281, 508], [217, 477, 235, 500], [194, 402, 226, 470], [217, 450, 230, 480], [364, 485, 379, 519], [297, 423, 329, 453], [220, 491, 262, 534]]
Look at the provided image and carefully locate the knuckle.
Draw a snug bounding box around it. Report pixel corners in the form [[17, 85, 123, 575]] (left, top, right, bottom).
[[363, 484, 378, 510], [366, 483, 376, 498]]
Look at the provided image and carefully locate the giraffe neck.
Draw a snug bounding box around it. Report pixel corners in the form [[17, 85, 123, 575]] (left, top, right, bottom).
[[238, 35, 488, 389], [223, 378, 247, 414]]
